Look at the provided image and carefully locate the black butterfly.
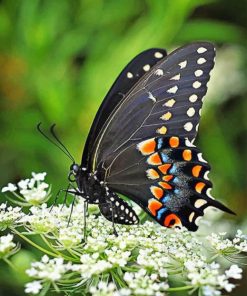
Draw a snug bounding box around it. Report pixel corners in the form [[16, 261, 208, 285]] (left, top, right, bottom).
[[39, 43, 235, 231]]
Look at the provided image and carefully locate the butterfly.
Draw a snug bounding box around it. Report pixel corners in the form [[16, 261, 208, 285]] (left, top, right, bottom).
[[39, 43, 235, 231]]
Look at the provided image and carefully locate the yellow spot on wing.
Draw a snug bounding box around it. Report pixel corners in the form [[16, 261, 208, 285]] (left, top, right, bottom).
[[156, 126, 167, 135], [160, 112, 172, 121], [146, 169, 159, 180], [164, 99, 176, 107]]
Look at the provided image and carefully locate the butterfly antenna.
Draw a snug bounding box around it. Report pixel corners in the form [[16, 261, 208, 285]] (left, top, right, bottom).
[[37, 123, 75, 163], [50, 124, 75, 163]]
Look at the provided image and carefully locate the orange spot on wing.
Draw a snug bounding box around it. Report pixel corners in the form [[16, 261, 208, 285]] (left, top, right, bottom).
[[150, 186, 164, 199], [159, 182, 172, 190], [137, 138, 156, 155], [169, 136, 179, 148], [164, 213, 181, 228], [195, 182, 206, 193], [146, 169, 160, 180], [183, 149, 192, 161], [147, 153, 162, 165], [162, 175, 173, 182], [192, 165, 202, 177], [148, 199, 163, 216], [158, 164, 171, 174]]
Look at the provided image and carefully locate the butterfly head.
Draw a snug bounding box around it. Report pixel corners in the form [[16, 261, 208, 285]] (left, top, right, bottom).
[[68, 163, 80, 182]]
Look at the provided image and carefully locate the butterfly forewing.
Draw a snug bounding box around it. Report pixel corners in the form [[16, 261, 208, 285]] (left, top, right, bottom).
[[81, 48, 167, 167], [91, 42, 215, 171]]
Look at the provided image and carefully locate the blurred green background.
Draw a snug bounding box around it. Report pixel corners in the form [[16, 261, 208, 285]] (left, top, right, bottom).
[[0, 0, 246, 295]]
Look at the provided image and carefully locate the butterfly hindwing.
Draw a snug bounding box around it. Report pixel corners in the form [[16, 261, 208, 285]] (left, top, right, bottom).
[[91, 42, 215, 171], [103, 136, 234, 231], [81, 48, 167, 167]]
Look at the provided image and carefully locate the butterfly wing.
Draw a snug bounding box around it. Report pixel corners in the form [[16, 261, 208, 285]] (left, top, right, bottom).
[[81, 48, 167, 167], [90, 42, 215, 172], [103, 136, 234, 231]]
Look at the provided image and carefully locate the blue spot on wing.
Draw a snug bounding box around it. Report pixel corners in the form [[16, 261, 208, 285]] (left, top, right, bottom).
[[161, 153, 169, 163], [157, 207, 167, 220], [157, 138, 163, 149], [170, 164, 177, 174]]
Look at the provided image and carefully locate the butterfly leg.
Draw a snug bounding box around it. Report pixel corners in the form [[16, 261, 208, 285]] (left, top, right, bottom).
[[82, 201, 88, 243], [110, 201, 118, 237]]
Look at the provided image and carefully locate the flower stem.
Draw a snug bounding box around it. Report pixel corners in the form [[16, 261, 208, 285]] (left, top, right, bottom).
[[3, 257, 17, 271], [167, 285, 194, 292], [40, 234, 79, 262], [10, 228, 59, 257]]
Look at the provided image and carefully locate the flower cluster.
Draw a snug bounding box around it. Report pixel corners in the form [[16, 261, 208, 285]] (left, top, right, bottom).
[[0, 234, 19, 259], [207, 230, 247, 256], [1, 172, 51, 206], [0, 173, 246, 296]]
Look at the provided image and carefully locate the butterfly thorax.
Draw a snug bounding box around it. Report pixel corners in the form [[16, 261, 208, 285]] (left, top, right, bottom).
[[70, 164, 107, 204]]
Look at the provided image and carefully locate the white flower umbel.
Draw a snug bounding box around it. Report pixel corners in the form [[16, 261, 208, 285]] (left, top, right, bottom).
[[26, 255, 70, 282], [207, 230, 247, 257], [0, 203, 24, 230], [1, 173, 246, 296], [2, 172, 51, 206], [0, 234, 19, 259]]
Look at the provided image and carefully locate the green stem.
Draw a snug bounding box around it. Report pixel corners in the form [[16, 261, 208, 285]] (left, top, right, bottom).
[[3, 257, 17, 271], [167, 285, 194, 292], [10, 228, 59, 257], [207, 253, 219, 263], [40, 235, 79, 262]]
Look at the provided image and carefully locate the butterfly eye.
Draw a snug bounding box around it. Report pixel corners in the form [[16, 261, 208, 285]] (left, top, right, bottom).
[[68, 172, 76, 182]]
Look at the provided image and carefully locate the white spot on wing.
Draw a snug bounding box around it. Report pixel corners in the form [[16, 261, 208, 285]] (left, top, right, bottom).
[[127, 72, 133, 78], [206, 188, 214, 199], [198, 153, 207, 163], [167, 85, 178, 94], [197, 58, 206, 64], [197, 47, 207, 54], [189, 94, 198, 103], [204, 171, 210, 180], [196, 124, 199, 132], [155, 69, 163, 76], [148, 92, 156, 103], [195, 70, 203, 77], [187, 107, 195, 117], [193, 81, 201, 89], [189, 212, 195, 222], [195, 199, 207, 208], [154, 52, 163, 58], [179, 60, 187, 69], [170, 74, 180, 80], [184, 122, 193, 131], [143, 64, 150, 71], [185, 138, 196, 147]]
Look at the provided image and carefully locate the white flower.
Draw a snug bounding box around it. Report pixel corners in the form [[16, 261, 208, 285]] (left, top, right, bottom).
[[202, 286, 221, 296], [225, 264, 242, 279], [0, 204, 24, 230], [31, 172, 47, 181], [1, 183, 17, 193], [0, 234, 17, 258], [18, 179, 30, 190], [24, 281, 42, 294], [26, 255, 70, 282]]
